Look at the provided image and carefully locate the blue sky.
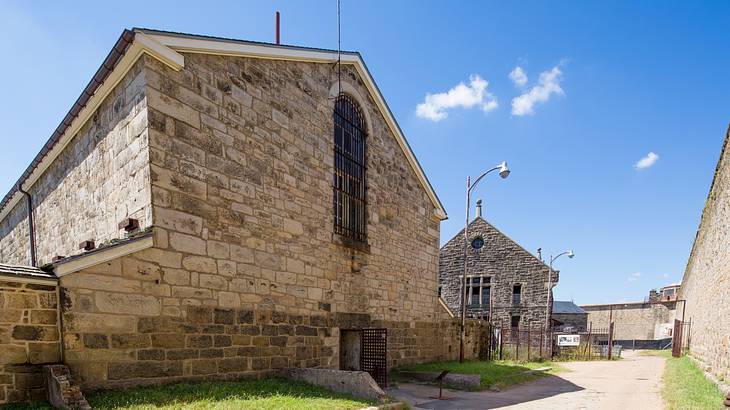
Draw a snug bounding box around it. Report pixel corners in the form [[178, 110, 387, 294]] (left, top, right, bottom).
[[1, 1, 728, 304]]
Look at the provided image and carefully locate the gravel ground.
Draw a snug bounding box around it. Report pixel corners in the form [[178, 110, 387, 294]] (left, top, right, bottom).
[[387, 350, 666, 409]]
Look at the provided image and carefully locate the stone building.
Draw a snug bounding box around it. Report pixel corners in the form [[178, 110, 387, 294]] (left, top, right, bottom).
[[438, 203, 557, 330], [0, 28, 488, 403], [580, 300, 676, 340], [551, 301, 587, 333], [679, 124, 730, 388]]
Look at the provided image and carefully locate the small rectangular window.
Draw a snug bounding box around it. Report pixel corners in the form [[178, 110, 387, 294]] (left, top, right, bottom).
[[512, 284, 522, 305], [511, 315, 521, 328]]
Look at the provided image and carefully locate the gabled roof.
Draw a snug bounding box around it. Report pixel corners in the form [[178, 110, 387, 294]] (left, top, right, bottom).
[[441, 216, 552, 270], [0, 28, 447, 222], [553, 301, 586, 314]]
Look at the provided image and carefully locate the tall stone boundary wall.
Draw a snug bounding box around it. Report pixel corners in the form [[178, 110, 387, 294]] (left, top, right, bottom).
[[0, 280, 60, 404], [142, 53, 441, 322], [581, 301, 675, 340], [0, 58, 152, 266], [59, 253, 483, 389], [439, 218, 555, 328], [679, 128, 730, 384]]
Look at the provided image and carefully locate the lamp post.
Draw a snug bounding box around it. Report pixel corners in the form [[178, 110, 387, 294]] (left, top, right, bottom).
[[545, 250, 574, 331], [459, 161, 510, 363]]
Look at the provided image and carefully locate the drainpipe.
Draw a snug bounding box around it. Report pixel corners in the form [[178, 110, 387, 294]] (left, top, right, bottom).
[[17, 184, 37, 267]]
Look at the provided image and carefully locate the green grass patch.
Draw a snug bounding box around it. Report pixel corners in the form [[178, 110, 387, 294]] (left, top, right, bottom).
[[396, 360, 565, 390], [0, 377, 373, 410], [641, 350, 724, 409]]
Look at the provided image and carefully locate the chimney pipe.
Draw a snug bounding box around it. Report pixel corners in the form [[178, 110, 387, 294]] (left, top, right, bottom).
[[275, 11, 281, 45], [475, 199, 482, 218], [537, 248, 542, 262]]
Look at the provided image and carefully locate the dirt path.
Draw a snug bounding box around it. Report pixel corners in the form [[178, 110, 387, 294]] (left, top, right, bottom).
[[388, 350, 666, 409]]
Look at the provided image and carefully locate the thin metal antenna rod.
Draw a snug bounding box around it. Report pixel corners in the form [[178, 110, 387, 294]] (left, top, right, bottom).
[[337, 0, 341, 95]]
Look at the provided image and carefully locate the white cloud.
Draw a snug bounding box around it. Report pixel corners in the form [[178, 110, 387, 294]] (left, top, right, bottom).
[[635, 152, 659, 170], [627, 272, 642, 282], [510, 66, 565, 116], [416, 75, 498, 121], [509, 66, 528, 87]]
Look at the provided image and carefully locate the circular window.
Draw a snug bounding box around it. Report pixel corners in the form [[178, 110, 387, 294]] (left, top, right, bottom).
[[471, 237, 484, 249]]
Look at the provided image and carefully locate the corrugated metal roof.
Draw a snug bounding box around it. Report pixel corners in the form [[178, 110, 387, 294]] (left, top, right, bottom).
[[0, 263, 56, 280], [553, 301, 586, 314]]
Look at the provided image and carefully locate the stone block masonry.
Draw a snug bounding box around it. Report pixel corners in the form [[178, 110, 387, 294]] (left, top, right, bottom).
[[60, 253, 485, 388], [142, 52, 443, 322], [1, 32, 478, 398], [439, 218, 556, 328], [581, 301, 675, 340], [679, 126, 730, 388], [0, 58, 152, 267], [0, 280, 60, 404]]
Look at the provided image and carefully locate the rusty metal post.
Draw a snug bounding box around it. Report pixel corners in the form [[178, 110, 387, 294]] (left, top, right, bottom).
[[587, 322, 592, 360], [608, 321, 614, 360], [499, 325, 504, 360], [672, 319, 682, 357], [275, 11, 281, 44]]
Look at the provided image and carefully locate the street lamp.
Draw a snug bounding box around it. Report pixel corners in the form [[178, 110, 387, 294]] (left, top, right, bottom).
[[459, 161, 510, 363], [545, 250, 574, 331]]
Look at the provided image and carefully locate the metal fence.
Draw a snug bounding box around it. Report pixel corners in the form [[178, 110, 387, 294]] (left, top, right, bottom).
[[494, 325, 554, 361], [480, 322, 622, 362], [552, 325, 615, 360]]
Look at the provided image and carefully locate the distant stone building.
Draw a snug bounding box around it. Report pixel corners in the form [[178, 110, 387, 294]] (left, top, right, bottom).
[[679, 125, 730, 388], [580, 300, 676, 340], [551, 301, 587, 333], [0, 28, 491, 403], [438, 202, 557, 330]]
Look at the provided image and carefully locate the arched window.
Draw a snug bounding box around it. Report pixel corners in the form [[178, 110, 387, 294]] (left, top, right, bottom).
[[333, 95, 367, 242]]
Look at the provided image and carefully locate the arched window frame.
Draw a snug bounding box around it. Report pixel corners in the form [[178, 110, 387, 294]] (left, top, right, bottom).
[[333, 94, 368, 243]]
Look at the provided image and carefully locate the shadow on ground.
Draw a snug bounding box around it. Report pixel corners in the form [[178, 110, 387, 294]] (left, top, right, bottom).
[[387, 374, 584, 409]]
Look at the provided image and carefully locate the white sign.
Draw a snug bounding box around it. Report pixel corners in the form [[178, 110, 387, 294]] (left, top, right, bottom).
[[557, 334, 580, 346]]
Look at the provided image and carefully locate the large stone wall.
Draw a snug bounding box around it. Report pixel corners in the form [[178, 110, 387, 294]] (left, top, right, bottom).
[[679, 128, 730, 384], [581, 301, 675, 340], [53, 51, 459, 389], [143, 53, 442, 321], [0, 204, 30, 266], [0, 59, 152, 266], [59, 252, 482, 388], [439, 218, 556, 328], [0, 279, 60, 404]]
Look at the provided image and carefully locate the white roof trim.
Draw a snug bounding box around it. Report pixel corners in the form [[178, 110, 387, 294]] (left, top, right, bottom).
[[0, 31, 446, 222], [0, 33, 184, 223], [141, 31, 447, 220], [53, 235, 153, 277]]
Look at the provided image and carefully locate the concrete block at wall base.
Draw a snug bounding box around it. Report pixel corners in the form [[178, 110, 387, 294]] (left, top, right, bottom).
[[282, 368, 387, 402], [396, 371, 481, 390]]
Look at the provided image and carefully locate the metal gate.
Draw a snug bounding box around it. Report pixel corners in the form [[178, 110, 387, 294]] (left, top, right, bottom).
[[671, 319, 692, 357], [360, 328, 387, 387]]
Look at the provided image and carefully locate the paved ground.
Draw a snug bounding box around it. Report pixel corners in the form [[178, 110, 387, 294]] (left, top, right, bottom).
[[387, 350, 666, 409]]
